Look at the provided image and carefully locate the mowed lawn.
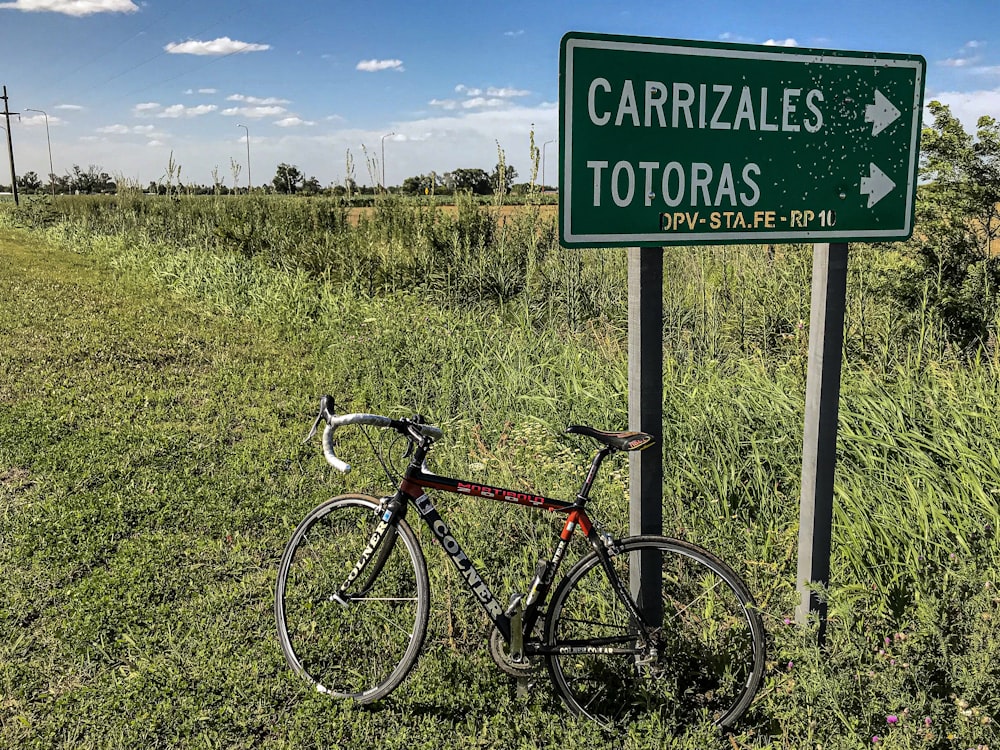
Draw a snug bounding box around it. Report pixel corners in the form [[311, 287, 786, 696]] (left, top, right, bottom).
[[0, 230, 673, 749]]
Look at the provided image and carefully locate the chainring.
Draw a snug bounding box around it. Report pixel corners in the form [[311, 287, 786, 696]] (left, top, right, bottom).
[[488, 625, 543, 678]]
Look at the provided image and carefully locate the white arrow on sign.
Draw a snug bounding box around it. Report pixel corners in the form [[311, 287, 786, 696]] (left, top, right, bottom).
[[864, 89, 901, 137], [860, 163, 896, 208]]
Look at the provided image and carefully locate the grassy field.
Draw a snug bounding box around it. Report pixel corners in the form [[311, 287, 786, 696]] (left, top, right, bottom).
[[2, 195, 1000, 748]]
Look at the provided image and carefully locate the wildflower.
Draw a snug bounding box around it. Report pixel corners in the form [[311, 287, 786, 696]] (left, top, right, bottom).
[[924, 717, 932, 727], [886, 715, 898, 725], [872, 736, 880, 744], [787, 660, 794, 671], [783, 617, 792, 625]]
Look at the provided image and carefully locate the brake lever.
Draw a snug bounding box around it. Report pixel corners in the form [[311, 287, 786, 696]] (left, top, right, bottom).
[[304, 411, 323, 444], [304, 395, 334, 443]]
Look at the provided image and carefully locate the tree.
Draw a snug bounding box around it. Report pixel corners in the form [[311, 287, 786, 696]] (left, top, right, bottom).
[[490, 162, 517, 195], [272, 163, 305, 194], [17, 171, 41, 194], [301, 176, 322, 195], [898, 101, 1000, 347], [401, 172, 440, 195], [68, 164, 114, 194], [446, 168, 490, 195]]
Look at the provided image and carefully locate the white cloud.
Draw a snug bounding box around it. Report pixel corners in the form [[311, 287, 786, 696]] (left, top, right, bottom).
[[133, 102, 160, 114], [157, 104, 217, 118], [165, 37, 270, 56], [221, 105, 287, 118], [940, 41, 985, 69], [55, 104, 83, 111], [764, 38, 798, 47], [274, 116, 316, 128], [434, 84, 530, 111], [14, 100, 557, 191], [719, 32, 754, 44], [97, 123, 162, 136], [486, 86, 530, 98], [227, 94, 290, 105], [0, 0, 137, 15], [462, 97, 505, 109], [19, 113, 62, 127], [930, 89, 1000, 131], [356, 58, 404, 72], [504, 30, 524, 37]]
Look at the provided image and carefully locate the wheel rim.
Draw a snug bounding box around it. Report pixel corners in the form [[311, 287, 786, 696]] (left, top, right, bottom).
[[276, 497, 428, 701], [547, 539, 763, 727]]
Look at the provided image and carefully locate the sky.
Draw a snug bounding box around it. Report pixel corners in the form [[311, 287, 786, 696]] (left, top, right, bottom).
[[2, 0, 1000, 189]]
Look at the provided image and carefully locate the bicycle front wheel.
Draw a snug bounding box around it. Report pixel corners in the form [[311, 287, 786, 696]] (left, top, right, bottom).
[[275, 494, 430, 703], [545, 535, 765, 728]]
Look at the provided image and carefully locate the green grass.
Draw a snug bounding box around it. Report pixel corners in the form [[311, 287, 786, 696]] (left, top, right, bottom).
[[2, 197, 1000, 749]]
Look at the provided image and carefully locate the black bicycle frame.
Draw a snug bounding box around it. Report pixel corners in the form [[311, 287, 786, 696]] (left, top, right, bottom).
[[332, 438, 653, 654]]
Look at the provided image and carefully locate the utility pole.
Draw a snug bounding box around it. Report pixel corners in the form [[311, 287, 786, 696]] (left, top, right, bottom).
[[2, 86, 19, 205]]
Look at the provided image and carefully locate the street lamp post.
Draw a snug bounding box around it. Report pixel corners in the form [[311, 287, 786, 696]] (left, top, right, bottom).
[[237, 124, 251, 193], [380, 131, 394, 191], [542, 139, 556, 191], [25, 108, 54, 196]]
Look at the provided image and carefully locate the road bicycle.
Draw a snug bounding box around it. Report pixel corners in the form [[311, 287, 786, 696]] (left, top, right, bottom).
[[275, 396, 766, 728]]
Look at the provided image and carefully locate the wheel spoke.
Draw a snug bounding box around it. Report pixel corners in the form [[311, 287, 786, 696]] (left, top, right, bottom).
[[546, 538, 764, 728], [275, 496, 429, 703]]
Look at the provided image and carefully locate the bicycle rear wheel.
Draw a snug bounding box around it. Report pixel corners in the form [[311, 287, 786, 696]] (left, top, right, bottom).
[[545, 535, 765, 728], [275, 494, 430, 703]]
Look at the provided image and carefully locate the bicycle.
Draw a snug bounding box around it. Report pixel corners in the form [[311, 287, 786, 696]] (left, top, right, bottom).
[[275, 396, 766, 728]]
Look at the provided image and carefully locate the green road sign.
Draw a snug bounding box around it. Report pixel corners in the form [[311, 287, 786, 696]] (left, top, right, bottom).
[[559, 32, 926, 248]]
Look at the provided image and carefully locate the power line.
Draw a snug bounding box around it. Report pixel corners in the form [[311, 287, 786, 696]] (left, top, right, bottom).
[[25, 0, 199, 107], [44, 2, 262, 109], [118, 6, 327, 100]]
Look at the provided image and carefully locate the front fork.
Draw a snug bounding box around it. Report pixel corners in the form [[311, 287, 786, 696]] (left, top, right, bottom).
[[333, 493, 406, 604]]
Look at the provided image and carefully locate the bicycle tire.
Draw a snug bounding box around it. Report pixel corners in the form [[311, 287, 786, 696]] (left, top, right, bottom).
[[545, 535, 765, 728], [275, 494, 430, 703]]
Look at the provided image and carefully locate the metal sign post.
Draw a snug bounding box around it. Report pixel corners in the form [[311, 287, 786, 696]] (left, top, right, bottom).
[[627, 246, 663, 624], [795, 242, 849, 640]]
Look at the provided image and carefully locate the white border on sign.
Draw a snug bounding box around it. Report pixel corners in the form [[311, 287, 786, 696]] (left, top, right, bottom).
[[562, 37, 925, 245]]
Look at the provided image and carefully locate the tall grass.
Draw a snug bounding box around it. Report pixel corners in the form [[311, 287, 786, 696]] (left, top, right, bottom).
[[3, 195, 1000, 747]]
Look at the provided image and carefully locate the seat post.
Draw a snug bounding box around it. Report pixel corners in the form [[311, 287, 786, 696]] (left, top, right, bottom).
[[575, 447, 613, 504]]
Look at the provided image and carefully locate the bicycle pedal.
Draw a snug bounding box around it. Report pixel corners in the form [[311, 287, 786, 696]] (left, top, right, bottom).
[[515, 676, 531, 699]]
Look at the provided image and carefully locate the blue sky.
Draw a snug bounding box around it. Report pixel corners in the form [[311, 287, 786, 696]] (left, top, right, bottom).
[[3, 0, 1000, 188]]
